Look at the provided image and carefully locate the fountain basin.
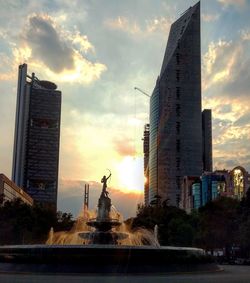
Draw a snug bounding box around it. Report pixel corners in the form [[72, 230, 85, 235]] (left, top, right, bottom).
[[87, 219, 121, 231], [78, 231, 128, 244], [0, 245, 217, 274]]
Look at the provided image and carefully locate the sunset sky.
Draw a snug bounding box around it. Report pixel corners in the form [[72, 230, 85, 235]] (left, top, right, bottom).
[[0, 0, 250, 218]]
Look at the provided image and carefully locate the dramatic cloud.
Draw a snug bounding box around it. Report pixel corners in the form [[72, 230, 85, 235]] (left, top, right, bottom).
[[224, 58, 250, 96], [202, 36, 250, 171], [202, 39, 240, 91], [12, 14, 107, 84], [24, 15, 75, 73]]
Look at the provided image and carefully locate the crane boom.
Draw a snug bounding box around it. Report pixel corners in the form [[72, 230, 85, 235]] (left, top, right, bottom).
[[134, 87, 151, 98]]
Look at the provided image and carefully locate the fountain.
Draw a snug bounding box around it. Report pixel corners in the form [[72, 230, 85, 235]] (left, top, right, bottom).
[[47, 172, 159, 246], [0, 172, 217, 274], [78, 172, 128, 244]]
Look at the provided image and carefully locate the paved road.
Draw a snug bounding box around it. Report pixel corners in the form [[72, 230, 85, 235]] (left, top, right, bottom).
[[0, 265, 249, 283]]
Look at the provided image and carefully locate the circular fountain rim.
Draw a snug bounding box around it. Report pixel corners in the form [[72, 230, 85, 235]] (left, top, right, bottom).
[[0, 244, 206, 252], [0, 244, 217, 274]]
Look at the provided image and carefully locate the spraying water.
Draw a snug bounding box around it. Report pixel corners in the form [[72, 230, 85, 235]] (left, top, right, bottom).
[[46, 174, 159, 246]]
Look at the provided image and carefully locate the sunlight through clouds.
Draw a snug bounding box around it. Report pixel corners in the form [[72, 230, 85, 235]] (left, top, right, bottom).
[[12, 14, 107, 84], [202, 40, 241, 90]]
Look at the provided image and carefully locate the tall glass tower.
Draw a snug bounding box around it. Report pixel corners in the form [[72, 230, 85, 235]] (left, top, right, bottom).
[[149, 2, 204, 206], [12, 64, 61, 210]]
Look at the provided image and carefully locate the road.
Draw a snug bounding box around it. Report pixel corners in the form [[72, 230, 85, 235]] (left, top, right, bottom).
[[0, 265, 249, 283]]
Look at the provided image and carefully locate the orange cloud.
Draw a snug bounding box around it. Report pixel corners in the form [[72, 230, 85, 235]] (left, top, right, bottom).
[[113, 136, 136, 157]]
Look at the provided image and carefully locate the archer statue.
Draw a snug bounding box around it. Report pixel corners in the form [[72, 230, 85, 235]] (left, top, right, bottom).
[[101, 170, 111, 196]]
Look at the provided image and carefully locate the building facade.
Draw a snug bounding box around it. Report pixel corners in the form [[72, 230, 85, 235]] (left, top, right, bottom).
[[149, 2, 206, 206], [0, 174, 33, 206], [202, 109, 213, 172], [181, 166, 250, 212], [143, 124, 150, 205], [12, 64, 61, 210], [181, 176, 200, 213]]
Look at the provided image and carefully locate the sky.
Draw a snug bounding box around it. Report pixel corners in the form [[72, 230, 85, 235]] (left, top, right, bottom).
[[0, 0, 250, 219]]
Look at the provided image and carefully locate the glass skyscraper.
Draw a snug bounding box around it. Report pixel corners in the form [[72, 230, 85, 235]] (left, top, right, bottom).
[[12, 64, 61, 210], [149, 2, 210, 206]]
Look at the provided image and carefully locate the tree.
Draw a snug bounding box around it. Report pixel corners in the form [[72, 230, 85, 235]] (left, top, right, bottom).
[[132, 202, 197, 246], [196, 197, 239, 257], [238, 187, 250, 257], [0, 199, 74, 245]]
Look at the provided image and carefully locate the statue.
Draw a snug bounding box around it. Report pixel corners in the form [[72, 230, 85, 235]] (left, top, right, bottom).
[[101, 170, 111, 197]]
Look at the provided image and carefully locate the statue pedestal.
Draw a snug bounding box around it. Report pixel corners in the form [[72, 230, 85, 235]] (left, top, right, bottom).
[[97, 192, 111, 222]]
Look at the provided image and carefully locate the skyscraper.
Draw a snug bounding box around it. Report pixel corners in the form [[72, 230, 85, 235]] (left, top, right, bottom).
[[12, 64, 61, 210], [143, 123, 150, 205], [202, 109, 213, 172], [149, 2, 206, 206]]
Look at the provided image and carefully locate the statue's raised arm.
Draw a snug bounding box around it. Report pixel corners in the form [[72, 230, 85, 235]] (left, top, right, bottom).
[[106, 171, 111, 181]]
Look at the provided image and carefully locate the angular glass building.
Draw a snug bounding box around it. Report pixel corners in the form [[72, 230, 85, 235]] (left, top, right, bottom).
[[149, 2, 206, 206], [12, 64, 61, 210], [143, 123, 150, 205]]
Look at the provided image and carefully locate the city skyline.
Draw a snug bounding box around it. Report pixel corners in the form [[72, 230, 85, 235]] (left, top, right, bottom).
[[0, 0, 250, 217]]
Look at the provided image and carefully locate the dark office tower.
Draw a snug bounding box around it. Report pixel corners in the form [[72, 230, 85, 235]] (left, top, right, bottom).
[[149, 2, 202, 206], [143, 124, 150, 205], [12, 64, 61, 210], [202, 109, 213, 172]]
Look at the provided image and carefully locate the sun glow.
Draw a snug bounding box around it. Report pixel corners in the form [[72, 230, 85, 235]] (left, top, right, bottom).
[[116, 156, 144, 194]]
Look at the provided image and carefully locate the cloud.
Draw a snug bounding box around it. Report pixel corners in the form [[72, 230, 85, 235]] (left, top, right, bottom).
[[234, 113, 250, 126], [202, 39, 239, 91], [203, 97, 248, 124], [217, 0, 246, 7], [104, 16, 171, 37], [0, 53, 15, 80], [11, 14, 107, 84], [145, 17, 172, 34], [201, 34, 249, 99], [203, 94, 250, 173], [224, 58, 250, 96], [113, 136, 136, 157], [240, 29, 250, 41], [104, 16, 141, 35], [23, 15, 74, 73], [202, 13, 220, 22]]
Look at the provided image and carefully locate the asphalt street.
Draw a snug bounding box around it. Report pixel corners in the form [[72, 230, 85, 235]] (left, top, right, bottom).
[[0, 265, 250, 283]]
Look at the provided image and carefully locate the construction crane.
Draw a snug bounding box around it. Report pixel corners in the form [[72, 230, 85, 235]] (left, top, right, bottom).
[[134, 87, 151, 98]]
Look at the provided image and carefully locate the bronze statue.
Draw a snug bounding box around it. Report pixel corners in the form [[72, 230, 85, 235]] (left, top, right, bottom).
[[101, 170, 111, 196]]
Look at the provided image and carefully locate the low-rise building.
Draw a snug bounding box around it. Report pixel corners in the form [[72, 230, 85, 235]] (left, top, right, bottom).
[[180, 176, 200, 213], [181, 166, 250, 212], [0, 174, 33, 206]]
